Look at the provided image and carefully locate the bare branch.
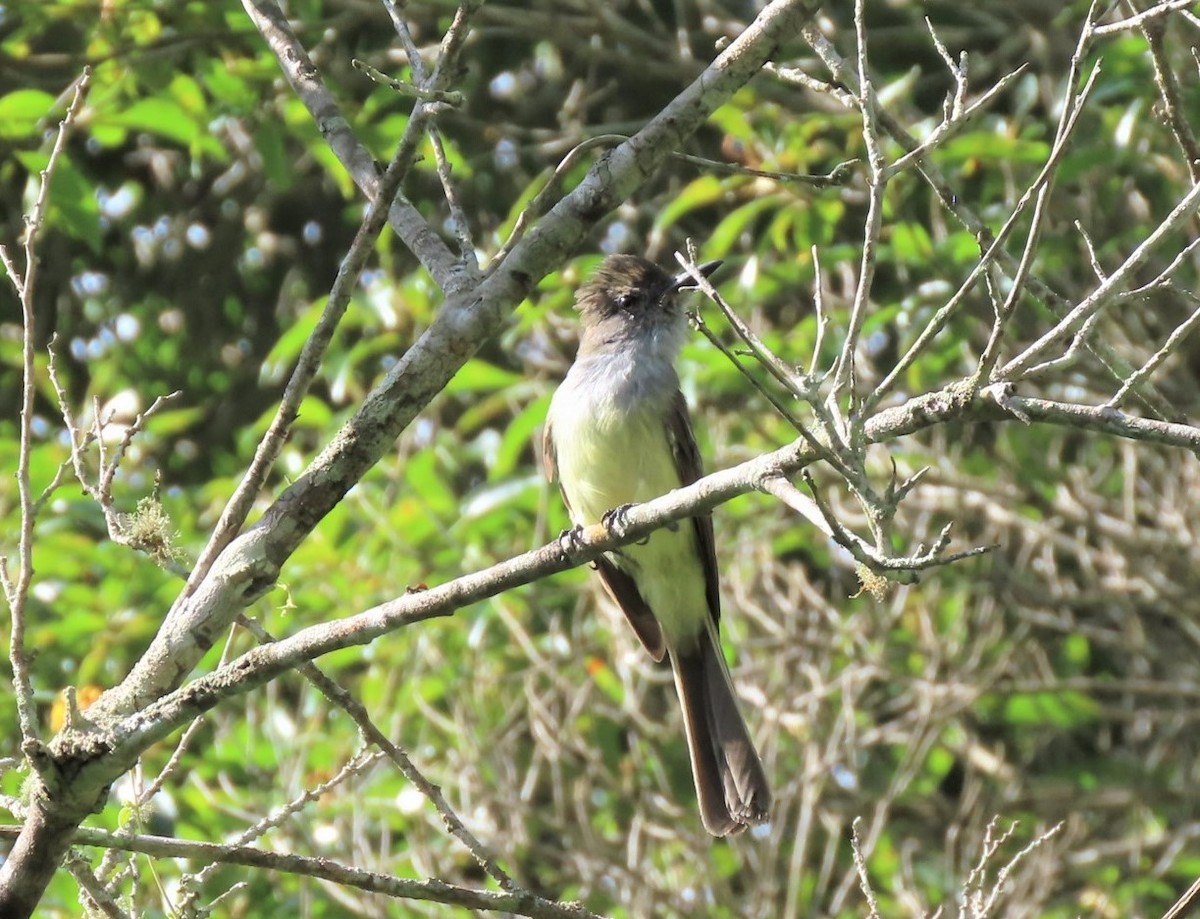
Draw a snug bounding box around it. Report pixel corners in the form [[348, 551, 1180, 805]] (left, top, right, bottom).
[[1106, 287, 1200, 409], [5, 68, 92, 746], [1141, 15, 1200, 181], [0, 826, 606, 919], [240, 0, 459, 285], [1092, 0, 1198, 36], [239, 615, 515, 890], [999, 177, 1200, 380], [828, 0, 886, 403], [350, 58, 465, 105], [186, 127, 423, 593], [850, 817, 882, 919]]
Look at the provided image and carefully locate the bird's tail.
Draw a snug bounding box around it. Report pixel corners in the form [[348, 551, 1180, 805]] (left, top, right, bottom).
[[671, 625, 771, 836]]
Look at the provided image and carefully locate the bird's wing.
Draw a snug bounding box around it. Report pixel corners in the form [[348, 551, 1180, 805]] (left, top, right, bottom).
[[543, 415, 667, 661], [665, 389, 721, 626]]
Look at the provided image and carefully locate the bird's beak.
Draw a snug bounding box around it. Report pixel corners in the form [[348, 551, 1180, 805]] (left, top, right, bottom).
[[666, 259, 723, 294]]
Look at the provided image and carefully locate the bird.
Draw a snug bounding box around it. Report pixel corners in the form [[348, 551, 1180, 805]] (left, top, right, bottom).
[[543, 253, 771, 836]]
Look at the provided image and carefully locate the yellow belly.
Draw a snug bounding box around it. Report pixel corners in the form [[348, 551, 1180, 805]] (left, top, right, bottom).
[[552, 401, 710, 644]]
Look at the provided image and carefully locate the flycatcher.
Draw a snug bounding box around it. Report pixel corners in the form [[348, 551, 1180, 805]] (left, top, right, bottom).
[[543, 253, 771, 836]]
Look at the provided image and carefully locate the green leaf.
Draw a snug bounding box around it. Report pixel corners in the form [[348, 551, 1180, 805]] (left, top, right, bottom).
[[444, 360, 523, 395], [652, 175, 725, 232], [708, 195, 778, 258], [490, 392, 551, 481], [13, 152, 103, 252], [1001, 690, 1100, 728], [0, 89, 56, 139]]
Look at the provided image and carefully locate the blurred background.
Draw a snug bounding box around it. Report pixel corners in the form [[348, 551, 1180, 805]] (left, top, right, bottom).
[[2, 0, 1200, 915]]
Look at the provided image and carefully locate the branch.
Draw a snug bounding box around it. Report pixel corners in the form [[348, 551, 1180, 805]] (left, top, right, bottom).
[[104, 382, 1200, 757], [998, 177, 1200, 380], [3, 68, 91, 748], [238, 615, 514, 890], [1092, 0, 1197, 36], [828, 0, 886, 403], [87, 0, 825, 728], [240, 0, 460, 286], [1141, 15, 1200, 182], [186, 122, 427, 593], [1105, 287, 1200, 409], [799, 10, 1184, 420], [0, 826, 605, 919]]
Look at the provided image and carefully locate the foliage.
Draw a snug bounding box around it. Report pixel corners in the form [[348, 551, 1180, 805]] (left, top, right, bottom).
[[2, 0, 1200, 916]]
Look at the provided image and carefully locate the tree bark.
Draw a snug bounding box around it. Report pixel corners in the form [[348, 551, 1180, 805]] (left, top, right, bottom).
[[0, 789, 94, 918]]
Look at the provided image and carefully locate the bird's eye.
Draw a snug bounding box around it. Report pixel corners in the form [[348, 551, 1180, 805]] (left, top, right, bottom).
[[615, 293, 634, 311]]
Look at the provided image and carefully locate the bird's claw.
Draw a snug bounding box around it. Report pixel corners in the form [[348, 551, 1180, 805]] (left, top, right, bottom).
[[602, 504, 651, 544], [557, 525, 587, 557]]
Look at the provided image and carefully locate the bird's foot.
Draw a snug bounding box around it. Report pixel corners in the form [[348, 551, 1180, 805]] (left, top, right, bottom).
[[602, 504, 652, 544], [557, 525, 587, 558]]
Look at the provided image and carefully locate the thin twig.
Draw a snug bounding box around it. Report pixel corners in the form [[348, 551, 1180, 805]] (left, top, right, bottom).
[[973, 17, 1103, 383], [828, 0, 886, 404], [1107, 287, 1200, 409], [5, 67, 92, 745], [1093, 0, 1197, 36], [185, 118, 430, 595], [802, 10, 1182, 421], [198, 0, 482, 587], [179, 748, 386, 908], [489, 134, 628, 270], [240, 0, 458, 283], [672, 151, 857, 186], [1000, 176, 1200, 380], [239, 614, 516, 890], [850, 817, 882, 918], [351, 58, 465, 105], [1141, 15, 1200, 182], [65, 853, 129, 919], [675, 243, 858, 481], [0, 825, 606, 919]]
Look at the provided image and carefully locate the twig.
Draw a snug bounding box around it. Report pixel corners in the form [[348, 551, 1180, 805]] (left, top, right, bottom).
[[828, 0, 886, 404], [972, 17, 1103, 384], [1164, 873, 1200, 919], [491, 138, 853, 272], [964, 819, 1064, 916], [672, 151, 857, 186], [850, 817, 882, 918], [757, 475, 836, 540], [795, 471, 995, 579], [47, 345, 185, 571], [802, 10, 1182, 420], [178, 748, 386, 909], [64, 853, 129, 919], [351, 58, 464, 105], [0, 825, 606, 919], [882, 18, 1027, 180], [999, 176, 1200, 379], [4, 67, 92, 746], [1141, 15, 1200, 182], [1106, 287, 1200, 409], [185, 126, 421, 596], [240, 0, 457, 284], [489, 134, 628, 270], [809, 245, 829, 378], [199, 0, 483, 589], [1093, 0, 1197, 36], [1076, 219, 1108, 282], [371, 0, 480, 261], [239, 614, 516, 890], [675, 243, 858, 481]]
